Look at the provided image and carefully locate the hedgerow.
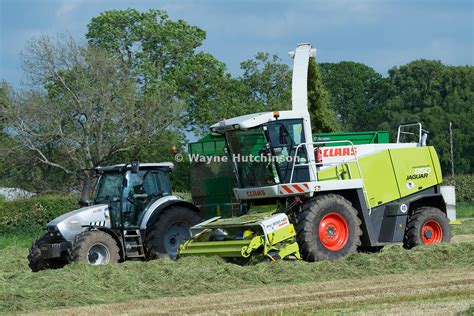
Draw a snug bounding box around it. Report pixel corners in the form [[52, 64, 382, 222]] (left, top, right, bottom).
[[0, 195, 78, 236]]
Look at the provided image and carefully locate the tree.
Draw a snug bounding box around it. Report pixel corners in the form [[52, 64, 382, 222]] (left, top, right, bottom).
[[1, 36, 184, 186], [240, 52, 292, 111], [307, 57, 339, 133], [86, 9, 206, 89], [170, 52, 249, 133], [319, 62, 387, 131], [86, 9, 234, 133], [383, 60, 474, 174]]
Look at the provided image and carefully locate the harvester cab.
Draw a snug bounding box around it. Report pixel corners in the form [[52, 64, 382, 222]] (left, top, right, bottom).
[[179, 43, 453, 262], [28, 162, 202, 272]]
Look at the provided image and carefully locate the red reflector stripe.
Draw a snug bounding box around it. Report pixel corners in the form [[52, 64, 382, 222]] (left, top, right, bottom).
[[303, 183, 309, 189], [292, 184, 304, 193], [282, 185, 293, 194]]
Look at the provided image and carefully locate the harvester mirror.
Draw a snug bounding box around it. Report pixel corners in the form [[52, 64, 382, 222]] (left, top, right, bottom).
[[131, 160, 140, 174]]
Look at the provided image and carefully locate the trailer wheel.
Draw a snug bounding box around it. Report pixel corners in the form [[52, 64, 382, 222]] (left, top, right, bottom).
[[27, 234, 68, 272], [296, 194, 362, 261], [72, 230, 120, 265], [145, 206, 201, 259], [403, 207, 451, 249]]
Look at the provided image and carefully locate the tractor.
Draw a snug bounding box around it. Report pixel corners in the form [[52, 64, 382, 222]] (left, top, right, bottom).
[[28, 162, 201, 272], [179, 43, 453, 261]]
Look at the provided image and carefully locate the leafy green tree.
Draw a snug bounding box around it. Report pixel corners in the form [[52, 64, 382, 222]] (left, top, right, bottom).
[[240, 52, 292, 111], [383, 60, 474, 174], [171, 52, 248, 133], [307, 58, 339, 133], [319, 62, 387, 131], [86, 9, 235, 133], [86, 9, 205, 89]]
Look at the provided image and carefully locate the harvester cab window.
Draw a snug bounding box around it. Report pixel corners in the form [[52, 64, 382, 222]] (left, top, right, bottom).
[[226, 128, 277, 188], [266, 119, 309, 183]]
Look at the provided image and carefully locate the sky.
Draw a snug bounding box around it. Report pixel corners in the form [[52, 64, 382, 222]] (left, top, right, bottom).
[[0, 0, 473, 87]]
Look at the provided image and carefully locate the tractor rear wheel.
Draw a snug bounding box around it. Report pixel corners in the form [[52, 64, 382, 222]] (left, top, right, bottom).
[[403, 207, 451, 249], [296, 194, 362, 261], [72, 230, 120, 265], [145, 206, 201, 259], [27, 234, 68, 272]]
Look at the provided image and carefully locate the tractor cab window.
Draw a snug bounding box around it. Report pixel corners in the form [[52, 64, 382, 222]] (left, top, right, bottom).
[[96, 173, 122, 201], [266, 119, 309, 183], [123, 170, 166, 228], [95, 169, 171, 229], [155, 170, 172, 195]]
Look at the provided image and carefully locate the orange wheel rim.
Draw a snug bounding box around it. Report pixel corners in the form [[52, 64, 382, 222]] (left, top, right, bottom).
[[318, 212, 349, 251], [421, 220, 443, 244]]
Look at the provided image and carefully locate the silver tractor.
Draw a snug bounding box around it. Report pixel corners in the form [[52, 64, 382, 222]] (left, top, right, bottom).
[[28, 161, 201, 272]]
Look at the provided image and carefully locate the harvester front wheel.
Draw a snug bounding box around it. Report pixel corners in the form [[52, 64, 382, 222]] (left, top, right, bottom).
[[28, 234, 68, 272], [403, 207, 451, 249], [72, 230, 120, 265], [296, 194, 362, 261], [145, 206, 201, 260]]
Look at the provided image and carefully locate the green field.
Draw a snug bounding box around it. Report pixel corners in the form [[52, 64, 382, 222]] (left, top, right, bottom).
[[0, 203, 472, 314], [458, 202, 474, 218], [0, 219, 473, 314]]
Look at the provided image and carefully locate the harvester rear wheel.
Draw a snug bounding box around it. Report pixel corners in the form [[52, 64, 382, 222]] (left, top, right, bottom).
[[27, 234, 68, 272], [145, 206, 201, 260], [72, 230, 120, 265], [296, 194, 362, 261], [403, 207, 451, 249]]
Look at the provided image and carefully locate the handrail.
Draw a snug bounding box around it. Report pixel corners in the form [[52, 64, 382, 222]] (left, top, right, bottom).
[[397, 122, 422, 144], [289, 140, 359, 183], [287, 140, 371, 212]]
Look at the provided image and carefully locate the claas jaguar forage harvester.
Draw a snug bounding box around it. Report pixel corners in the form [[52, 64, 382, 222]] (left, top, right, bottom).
[[179, 43, 454, 261]]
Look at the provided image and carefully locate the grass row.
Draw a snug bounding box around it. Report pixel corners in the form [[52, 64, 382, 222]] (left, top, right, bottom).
[[0, 203, 472, 313], [1, 226, 473, 313]]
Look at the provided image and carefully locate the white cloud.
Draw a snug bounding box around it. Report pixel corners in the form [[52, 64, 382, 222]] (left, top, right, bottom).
[[56, 0, 84, 18]]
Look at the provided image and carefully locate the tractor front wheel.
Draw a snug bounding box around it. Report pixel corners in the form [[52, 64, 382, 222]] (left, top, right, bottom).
[[403, 207, 451, 249], [296, 194, 362, 261], [71, 230, 120, 265], [27, 234, 68, 272]]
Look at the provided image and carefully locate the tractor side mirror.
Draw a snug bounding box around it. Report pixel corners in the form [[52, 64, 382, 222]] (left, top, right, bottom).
[[279, 126, 289, 145], [131, 160, 140, 173]]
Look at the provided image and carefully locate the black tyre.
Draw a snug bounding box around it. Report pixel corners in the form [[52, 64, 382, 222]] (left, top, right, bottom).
[[403, 207, 451, 249], [145, 206, 201, 259], [296, 194, 362, 261], [358, 246, 384, 253], [27, 234, 68, 272], [72, 230, 120, 265]]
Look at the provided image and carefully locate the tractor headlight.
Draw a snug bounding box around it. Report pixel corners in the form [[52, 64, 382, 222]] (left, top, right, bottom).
[[47, 226, 59, 233]]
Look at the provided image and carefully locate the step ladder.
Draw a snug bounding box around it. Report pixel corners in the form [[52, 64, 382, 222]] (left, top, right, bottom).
[[123, 229, 146, 259]]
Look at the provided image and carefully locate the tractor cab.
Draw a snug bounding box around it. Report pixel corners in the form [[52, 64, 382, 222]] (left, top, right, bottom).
[[88, 162, 174, 229]]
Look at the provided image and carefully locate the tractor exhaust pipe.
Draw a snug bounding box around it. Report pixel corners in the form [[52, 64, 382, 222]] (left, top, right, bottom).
[[79, 169, 95, 207]]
